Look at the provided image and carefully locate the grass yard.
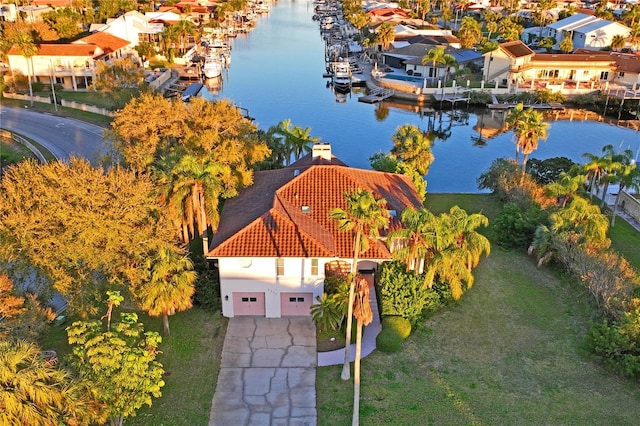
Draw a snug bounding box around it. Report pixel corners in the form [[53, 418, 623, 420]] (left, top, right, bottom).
[[39, 307, 226, 426], [316, 193, 640, 425], [1, 98, 113, 127]]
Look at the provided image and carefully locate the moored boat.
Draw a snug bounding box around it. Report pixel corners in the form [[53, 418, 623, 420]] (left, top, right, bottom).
[[202, 54, 223, 79]]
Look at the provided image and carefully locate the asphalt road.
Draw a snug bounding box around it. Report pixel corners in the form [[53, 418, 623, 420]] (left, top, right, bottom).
[[0, 106, 108, 164]]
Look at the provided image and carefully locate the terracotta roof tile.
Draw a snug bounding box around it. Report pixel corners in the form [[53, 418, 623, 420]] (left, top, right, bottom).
[[208, 155, 423, 260], [74, 32, 130, 56], [9, 44, 97, 57]]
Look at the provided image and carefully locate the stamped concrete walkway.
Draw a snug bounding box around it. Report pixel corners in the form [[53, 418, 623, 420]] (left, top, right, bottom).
[[209, 317, 317, 426]]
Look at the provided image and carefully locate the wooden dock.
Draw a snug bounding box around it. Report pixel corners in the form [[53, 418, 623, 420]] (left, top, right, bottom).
[[358, 87, 394, 103]]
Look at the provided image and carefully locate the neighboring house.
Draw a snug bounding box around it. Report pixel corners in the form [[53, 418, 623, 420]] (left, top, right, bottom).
[[0, 3, 18, 22], [382, 43, 481, 79], [7, 32, 131, 90], [543, 13, 631, 52], [17, 5, 52, 22], [91, 10, 165, 46], [206, 143, 423, 318], [483, 40, 619, 87], [611, 51, 640, 87]]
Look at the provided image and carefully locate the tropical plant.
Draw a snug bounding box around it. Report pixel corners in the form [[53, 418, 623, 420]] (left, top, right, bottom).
[[9, 32, 37, 106], [0, 339, 101, 426], [137, 246, 197, 335], [330, 189, 390, 380], [172, 19, 198, 55], [390, 124, 435, 176], [376, 22, 395, 50], [559, 32, 574, 53], [506, 103, 549, 174], [421, 46, 457, 85], [610, 34, 626, 51], [387, 207, 436, 272], [310, 293, 345, 332], [544, 172, 586, 207], [352, 277, 373, 426], [273, 119, 320, 165], [457, 16, 483, 48]]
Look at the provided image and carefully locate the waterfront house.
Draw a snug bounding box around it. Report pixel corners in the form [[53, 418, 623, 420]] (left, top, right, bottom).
[[90, 11, 165, 47], [6, 32, 131, 91], [482, 40, 616, 88], [206, 143, 423, 318], [543, 13, 631, 52]]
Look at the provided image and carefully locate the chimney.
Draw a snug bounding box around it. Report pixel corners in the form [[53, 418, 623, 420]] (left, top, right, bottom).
[[311, 142, 331, 162]]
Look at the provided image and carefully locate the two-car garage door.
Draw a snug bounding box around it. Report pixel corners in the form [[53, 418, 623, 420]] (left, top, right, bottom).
[[232, 292, 312, 317]]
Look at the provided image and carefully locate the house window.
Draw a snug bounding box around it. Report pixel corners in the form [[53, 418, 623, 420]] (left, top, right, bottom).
[[241, 297, 258, 302], [311, 259, 318, 275], [618, 72, 625, 77], [277, 258, 284, 276], [289, 297, 305, 302], [600, 71, 609, 80]]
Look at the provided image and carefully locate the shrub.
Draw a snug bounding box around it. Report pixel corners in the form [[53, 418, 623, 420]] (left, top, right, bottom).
[[382, 316, 411, 340], [378, 261, 431, 326], [376, 328, 403, 353], [493, 203, 549, 249], [588, 312, 640, 379], [193, 269, 221, 312], [311, 293, 345, 332], [323, 274, 349, 296]]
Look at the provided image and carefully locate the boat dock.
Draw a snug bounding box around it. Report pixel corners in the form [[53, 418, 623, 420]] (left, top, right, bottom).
[[487, 95, 565, 111], [358, 87, 394, 103]]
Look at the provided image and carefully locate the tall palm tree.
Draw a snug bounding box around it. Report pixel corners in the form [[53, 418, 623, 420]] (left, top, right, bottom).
[[544, 172, 586, 207], [536, 0, 557, 39], [387, 207, 437, 273], [274, 119, 320, 165], [11, 32, 38, 107], [447, 206, 490, 274], [331, 189, 389, 380], [597, 144, 633, 208], [0, 340, 99, 425], [138, 246, 197, 335], [390, 124, 435, 176], [582, 151, 610, 200], [457, 16, 482, 48], [421, 46, 456, 86], [610, 164, 640, 226], [610, 34, 626, 51], [173, 19, 198, 55], [352, 277, 372, 426], [559, 31, 574, 53], [506, 104, 549, 174]]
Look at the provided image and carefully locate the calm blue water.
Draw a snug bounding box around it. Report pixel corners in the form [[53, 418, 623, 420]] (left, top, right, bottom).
[[208, 0, 639, 193]]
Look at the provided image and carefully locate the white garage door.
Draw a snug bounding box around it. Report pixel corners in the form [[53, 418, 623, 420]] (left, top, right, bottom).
[[280, 292, 313, 316], [233, 292, 266, 316]]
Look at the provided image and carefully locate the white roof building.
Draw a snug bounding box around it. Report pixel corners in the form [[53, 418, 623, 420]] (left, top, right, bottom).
[[544, 13, 631, 52]]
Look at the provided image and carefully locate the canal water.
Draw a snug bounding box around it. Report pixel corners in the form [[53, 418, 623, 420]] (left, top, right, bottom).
[[207, 0, 639, 193]]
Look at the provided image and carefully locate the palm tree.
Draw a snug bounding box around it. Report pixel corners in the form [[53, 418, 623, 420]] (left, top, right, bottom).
[[582, 151, 610, 200], [506, 104, 549, 174], [160, 25, 179, 62], [610, 34, 626, 51], [559, 31, 574, 53], [421, 46, 456, 86], [173, 19, 198, 55], [274, 119, 321, 165], [138, 246, 197, 335], [387, 207, 437, 273], [331, 189, 389, 380], [550, 197, 610, 249], [352, 277, 372, 426], [10, 32, 38, 107], [447, 206, 490, 274], [0, 340, 98, 425], [390, 124, 435, 176], [544, 172, 586, 207], [536, 0, 557, 39], [457, 16, 482, 48], [375, 22, 395, 50], [610, 164, 640, 226], [597, 144, 633, 208]]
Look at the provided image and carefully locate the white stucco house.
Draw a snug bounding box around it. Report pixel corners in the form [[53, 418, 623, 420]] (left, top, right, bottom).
[[206, 143, 423, 318], [544, 13, 631, 52]]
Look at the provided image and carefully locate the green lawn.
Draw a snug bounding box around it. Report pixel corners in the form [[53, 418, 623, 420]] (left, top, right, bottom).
[[316, 194, 640, 425], [1, 98, 113, 127]]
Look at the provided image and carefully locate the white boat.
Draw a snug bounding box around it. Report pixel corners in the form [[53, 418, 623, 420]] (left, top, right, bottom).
[[331, 61, 351, 92], [202, 54, 223, 79]]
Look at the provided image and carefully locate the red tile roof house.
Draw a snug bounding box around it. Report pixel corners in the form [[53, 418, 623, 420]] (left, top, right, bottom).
[[206, 143, 424, 318]]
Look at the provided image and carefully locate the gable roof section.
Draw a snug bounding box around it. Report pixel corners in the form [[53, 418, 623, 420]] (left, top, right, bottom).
[[499, 40, 534, 58], [208, 157, 423, 259], [73, 32, 130, 56]]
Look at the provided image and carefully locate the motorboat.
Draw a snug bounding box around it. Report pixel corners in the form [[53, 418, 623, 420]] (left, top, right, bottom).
[[330, 61, 351, 92], [202, 54, 223, 79]]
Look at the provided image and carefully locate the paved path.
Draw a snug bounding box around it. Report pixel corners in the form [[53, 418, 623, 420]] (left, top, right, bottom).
[[209, 317, 317, 426]]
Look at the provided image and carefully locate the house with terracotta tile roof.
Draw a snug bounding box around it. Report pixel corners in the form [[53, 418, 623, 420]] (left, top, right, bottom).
[[6, 32, 132, 91], [206, 143, 424, 318]]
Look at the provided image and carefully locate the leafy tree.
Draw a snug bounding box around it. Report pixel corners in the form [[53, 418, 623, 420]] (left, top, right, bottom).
[[535, 0, 557, 38], [544, 172, 586, 207], [0, 158, 177, 317], [498, 16, 524, 42], [539, 36, 556, 52], [0, 340, 101, 426], [67, 304, 165, 426], [0, 274, 56, 341], [137, 246, 197, 335], [42, 7, 83, 39], [493, 203, 548, 249], [390, 124, 435, 176], [310, 293, 346, 332], [94, 58, 147, 109], [526, 156, 575, 184], [135, 41, 157, 63], [331, 189, 390, 380]]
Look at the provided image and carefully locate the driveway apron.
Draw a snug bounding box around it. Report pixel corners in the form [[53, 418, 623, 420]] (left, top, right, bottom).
[[209, 317, 317, 426]]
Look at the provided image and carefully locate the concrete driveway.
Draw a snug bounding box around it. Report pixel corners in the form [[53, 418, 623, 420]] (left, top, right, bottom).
[[209, 317, 317, 426]]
